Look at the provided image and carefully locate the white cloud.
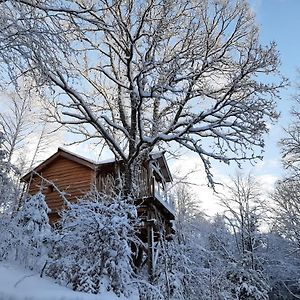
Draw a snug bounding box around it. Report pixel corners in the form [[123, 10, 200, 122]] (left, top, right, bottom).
[[169, 154, 227, 216], [169, 151, 280, 216], [256, 174, 278, 194]]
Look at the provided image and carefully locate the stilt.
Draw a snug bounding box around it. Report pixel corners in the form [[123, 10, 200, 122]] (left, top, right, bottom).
[[147, 217, 155, 281]]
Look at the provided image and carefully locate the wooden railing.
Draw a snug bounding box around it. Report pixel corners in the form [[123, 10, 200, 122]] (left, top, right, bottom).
[[151, 176, 175, 214], [97, 173, 175, 215]]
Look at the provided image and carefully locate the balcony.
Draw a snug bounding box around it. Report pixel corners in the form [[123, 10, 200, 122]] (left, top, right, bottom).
[[137, 176, 175, 219], [97, 170, 175, 219]]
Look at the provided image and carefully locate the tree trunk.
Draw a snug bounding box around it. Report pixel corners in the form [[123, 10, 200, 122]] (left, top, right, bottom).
[[123, 163, 133, 197]]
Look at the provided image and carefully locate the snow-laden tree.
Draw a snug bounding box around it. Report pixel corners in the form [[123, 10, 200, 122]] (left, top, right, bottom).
[[271, 179, 300, 251], [15, 192, 52, 268], [0, 131, 18, 213], [0, 192, 52, 270], [215, 174, 270, 299], [143, 183, 269, 300], [0, 0, 284, 194], [0, 91, 33, 164], [151, 205, 270, 299], [171, 183, 204, 242], [280, 88, 300, 177], [219, 173, 265, 266], [206, 215, 270, 300], [260, 233, 300, 300], [46, 190, 138, 296], [0, 89, 61, 171], [270, 78, 300, 298]]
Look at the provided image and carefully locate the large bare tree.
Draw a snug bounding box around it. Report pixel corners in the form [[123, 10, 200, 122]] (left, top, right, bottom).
[[0, 0, 285, 194]]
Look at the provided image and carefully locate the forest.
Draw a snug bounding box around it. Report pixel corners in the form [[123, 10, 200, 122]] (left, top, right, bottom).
[[0, 0, 300, 299]]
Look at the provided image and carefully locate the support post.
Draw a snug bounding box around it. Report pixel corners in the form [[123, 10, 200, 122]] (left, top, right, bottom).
[[147, 224, 155, 279]]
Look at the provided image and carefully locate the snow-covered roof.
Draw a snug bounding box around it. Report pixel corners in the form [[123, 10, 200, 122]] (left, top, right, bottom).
[[57, 147, 99, 165], [22, 148, 172, 182], [22, 147, 98, 181]]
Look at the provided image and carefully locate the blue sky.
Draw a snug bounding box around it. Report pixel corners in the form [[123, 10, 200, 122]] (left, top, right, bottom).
[[247, 0, 300, 177], [253, 0, 300, 79], [211, 0, 300, 178], [175, 0, 300, 214]]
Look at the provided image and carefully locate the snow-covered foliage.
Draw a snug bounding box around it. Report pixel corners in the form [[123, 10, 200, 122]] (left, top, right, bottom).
[[146, 183, 271, 300], [272, 88, 300, 298], [143, 213, 270, 300], [267, 179, 300, 298], [0, 131, 19, 213], [0, 192, 52, 270], [280, 96, 300, 176], [16, 192, 52, 268], [219, 174, 265, 259], [0, 174, 299, 299], [260, 233, 300, 299], [46, 191, 138, 297], [0, 0, 285, 191], [271, 179, 300, 247]]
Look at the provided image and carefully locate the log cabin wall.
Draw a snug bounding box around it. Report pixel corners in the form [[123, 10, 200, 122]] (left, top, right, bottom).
[[23, 149, 175, 276], [27, 156, 95, 222]]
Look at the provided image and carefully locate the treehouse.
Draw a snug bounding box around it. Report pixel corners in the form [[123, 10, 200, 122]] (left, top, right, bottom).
[[22, 148, 175, 275]]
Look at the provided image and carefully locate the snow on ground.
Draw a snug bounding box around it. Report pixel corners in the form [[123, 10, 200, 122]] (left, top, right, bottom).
[[0, 262, 137, 300]]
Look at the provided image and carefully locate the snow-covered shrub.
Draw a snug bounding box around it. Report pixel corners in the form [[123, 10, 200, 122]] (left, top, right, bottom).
[[153, 240, 202, 300], [0, 192, 52, 270], [16, 192, 52, 268], [46, 190, 138, 296], [143, 215, 216, 300], [149, 210, 270, 300], [259, 233, 300, 299], [223, 264, 269, 300]]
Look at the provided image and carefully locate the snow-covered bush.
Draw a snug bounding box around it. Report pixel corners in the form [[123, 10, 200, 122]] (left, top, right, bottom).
[[46, 190, 139, 296], [141, 213, 217, 300], [0, 192, 52, 270], [16, 192, 52, 268], [223, 264, 269, 300], [149, 209, 270, 300], [259, 233, 300, 299], [154, 240, 207, 300]]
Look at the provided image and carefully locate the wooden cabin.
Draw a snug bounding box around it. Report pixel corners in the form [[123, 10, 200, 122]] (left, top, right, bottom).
[[22, 148, 175, 275], [22, 147, 174, 223], [22, 148, 175, 273]]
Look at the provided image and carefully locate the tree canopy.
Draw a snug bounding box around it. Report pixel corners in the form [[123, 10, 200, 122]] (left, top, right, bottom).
[[0, 0, 285, 190]]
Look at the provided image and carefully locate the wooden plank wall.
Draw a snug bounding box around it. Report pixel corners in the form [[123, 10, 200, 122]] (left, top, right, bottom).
[[96, 164, 115, 195], [27, 156, 95, 218]]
